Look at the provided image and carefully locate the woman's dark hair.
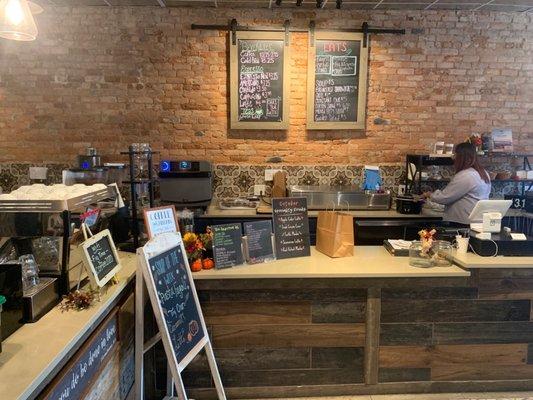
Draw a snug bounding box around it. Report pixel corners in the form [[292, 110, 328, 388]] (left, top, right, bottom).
[[454, 142, 490, 183]]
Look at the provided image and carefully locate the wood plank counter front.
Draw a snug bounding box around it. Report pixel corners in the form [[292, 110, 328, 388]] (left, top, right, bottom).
[[185, 247, 533, 399]]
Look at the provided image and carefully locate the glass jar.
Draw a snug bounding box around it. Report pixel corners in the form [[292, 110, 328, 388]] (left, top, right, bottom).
[[19, 254, 40, 292], [409, 241, 433, 268], [431, 240, 453, 267]]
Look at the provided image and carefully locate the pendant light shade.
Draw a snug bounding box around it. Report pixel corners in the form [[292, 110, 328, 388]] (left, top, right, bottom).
[[0, 0, 38, 41]]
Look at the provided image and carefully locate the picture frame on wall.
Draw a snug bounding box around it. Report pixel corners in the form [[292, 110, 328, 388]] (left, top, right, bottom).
[[230, 30, 290, 130], [307, 31, 369, 130]]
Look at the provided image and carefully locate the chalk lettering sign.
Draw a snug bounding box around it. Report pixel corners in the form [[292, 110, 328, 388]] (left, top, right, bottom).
[[230, 31, 290, 129], [307, 32, 368, 130], [147, 245, 205, 365], [42, 314, 118, 400], [238, 39, 283, 122], [143, 205, 179, 239], [244, 220, 275, 264], [212, 223, 244, 269], [82, 229, 121, 287], [272, 197, 311, 259]]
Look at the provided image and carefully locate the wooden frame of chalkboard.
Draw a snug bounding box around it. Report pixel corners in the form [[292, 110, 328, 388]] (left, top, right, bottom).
[[230, 31, 290, 130], [135, 232, 226, 400], [307, 32, 369, 130], [80, 229, 122, 288]]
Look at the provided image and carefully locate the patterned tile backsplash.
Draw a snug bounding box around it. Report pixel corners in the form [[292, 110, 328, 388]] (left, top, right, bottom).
[[0, 162, 526, 199]]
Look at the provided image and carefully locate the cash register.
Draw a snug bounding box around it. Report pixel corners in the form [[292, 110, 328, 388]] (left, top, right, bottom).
[[468, 200, 533, 256]]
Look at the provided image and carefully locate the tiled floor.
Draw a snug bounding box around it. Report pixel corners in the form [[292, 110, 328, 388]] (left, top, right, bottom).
[[262, 393, 533, 400]]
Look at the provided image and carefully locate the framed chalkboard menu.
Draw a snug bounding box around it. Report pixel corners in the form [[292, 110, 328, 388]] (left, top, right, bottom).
[[230, 31, 290, 129], [307, 32, 368, 130], [81, 229, 121, 288], [272, 197, 311, 259]]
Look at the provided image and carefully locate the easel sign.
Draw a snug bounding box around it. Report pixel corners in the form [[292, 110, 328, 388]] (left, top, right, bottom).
[[80, 227, 122, 288], [136, 232, 226, 400], [143, 205, 179, 239]]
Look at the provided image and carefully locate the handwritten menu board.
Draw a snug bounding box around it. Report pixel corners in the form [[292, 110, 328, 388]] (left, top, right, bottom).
[[307, 32, 368, 130], [272, 197, 311, 259], [42, 314, 118, 400], [86, 235, 117, 280], [147, 245, 205, 365], [212, 223, 244, 269], [244, 220, 275, 264], [238, 39, 284, 122], [230, 31, 290, 129]]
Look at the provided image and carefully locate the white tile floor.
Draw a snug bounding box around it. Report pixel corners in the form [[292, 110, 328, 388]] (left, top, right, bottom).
[[262, 393, 533, 400]]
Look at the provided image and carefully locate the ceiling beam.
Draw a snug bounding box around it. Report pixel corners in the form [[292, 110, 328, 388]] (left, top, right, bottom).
[[156, 0, 166, 7], [103, 0, 112, 5], [473, 0, 495, 11], [269, 0, 274, 8], [373, 0, 384, 9], [424, 0, 439, 10]]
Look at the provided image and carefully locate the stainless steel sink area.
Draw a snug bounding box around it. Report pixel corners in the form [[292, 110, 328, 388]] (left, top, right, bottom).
[[288, 185, 391, 210]]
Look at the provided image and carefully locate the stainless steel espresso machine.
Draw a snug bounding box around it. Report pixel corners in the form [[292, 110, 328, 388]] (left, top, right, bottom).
[[158, 160, 213, 211]]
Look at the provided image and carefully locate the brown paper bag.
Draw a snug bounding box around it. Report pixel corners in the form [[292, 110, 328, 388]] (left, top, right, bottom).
[[315, 210, 354, 258]]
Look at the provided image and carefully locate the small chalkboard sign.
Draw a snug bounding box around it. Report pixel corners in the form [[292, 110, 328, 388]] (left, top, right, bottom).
[[212, 223, 244, 269], [81, 229, 121, 287], [136, 232, 226, 400], [272, 197, 311, 259], [230, 31, 290, 130], [244, 220, 275, 264], [307, 32, 368, 130]]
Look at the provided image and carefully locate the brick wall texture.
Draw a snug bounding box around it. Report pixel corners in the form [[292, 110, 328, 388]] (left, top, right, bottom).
[[0, 7, 531, 165]]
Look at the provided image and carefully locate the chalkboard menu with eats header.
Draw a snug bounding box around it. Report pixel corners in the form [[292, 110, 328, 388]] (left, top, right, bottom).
[[244, 220, 275, 264], [212, 223, 244, 269], [272, 197, 311, 259], [307, 32, 368, 130], [146, 244, 205, 366], [230, 31, 290, 129], [81, 229, 121, 288]]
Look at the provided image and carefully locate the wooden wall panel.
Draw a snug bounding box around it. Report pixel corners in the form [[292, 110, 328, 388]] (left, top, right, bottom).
[[311, 347, 364, 369], [380, 323, 433, 346], [432, 364, 533, 381], [380, 344, 528, 368], [212, 324, 366, 348], [434, 322, 533, 345], [381, 300, 531, 323], [203, 301, 311, 325], [312, 301, 366, 323], [478, 278, 533, 300], [381, 287, 478, 300], [204, 288, 366, 302], [379, 368, 431, 382]]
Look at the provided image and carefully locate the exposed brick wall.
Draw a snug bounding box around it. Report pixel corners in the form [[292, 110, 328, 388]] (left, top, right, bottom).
[[0, 7, 531, 165]]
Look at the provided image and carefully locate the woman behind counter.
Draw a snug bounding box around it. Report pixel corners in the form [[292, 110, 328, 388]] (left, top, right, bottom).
[[426, 142, 491, 225]]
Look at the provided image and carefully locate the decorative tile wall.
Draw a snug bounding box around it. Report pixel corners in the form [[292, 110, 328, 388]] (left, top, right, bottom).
[[0, 163, 527, 200]]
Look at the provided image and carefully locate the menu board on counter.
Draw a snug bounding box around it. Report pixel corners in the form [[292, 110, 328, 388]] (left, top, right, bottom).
[[145, 243, 206, 366], [230, 31, 290, 129], [212, 223, 245, 269], [81, 229, 121, 288], [307, 32, 368, 130], [272, 197, 311, 259], [244, 220, 275, 264]]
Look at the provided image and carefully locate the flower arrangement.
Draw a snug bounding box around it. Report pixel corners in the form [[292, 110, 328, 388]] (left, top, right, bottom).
[[183, 228, 214, 272], [418, 229, 436, 254], [467, 133, 482, 147]]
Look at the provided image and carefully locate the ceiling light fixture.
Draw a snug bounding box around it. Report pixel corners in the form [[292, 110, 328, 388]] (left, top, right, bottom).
[[0, 0, 40, 41]]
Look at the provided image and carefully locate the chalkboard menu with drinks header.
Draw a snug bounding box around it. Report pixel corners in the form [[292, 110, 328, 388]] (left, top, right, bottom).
[[230, 31, 290, 129], [307, 32, 368, 130]]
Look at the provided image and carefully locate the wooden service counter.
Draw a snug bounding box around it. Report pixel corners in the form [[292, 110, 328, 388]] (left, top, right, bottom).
[[184, 247, 533, 399], [0, 252, 137, 400]]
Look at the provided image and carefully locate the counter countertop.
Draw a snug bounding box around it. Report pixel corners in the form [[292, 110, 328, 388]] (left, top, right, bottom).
[[193, 246, 470, 279], [452, 252, 533, 269], [0, 251, 137, 400], [201, 204, 443, 219]]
